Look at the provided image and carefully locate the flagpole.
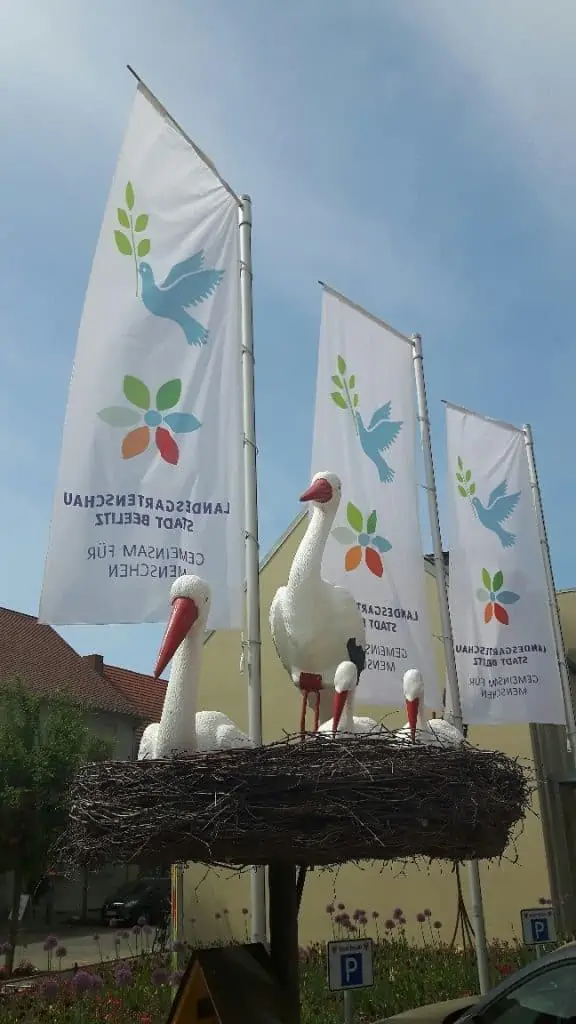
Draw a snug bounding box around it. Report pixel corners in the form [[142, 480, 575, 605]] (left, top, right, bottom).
[[412, 334, 491, 996], [523, 424, 576, 764], [238, 195, 267, 943]]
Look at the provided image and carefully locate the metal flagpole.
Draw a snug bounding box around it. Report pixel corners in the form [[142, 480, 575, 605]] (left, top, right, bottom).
[[238, 195, 267, 943], [523, 424, 576, 766], [412, 334, 491, 996]]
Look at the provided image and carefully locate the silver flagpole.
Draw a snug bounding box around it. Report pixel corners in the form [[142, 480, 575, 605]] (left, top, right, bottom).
[[412, 334, 491, 996], [523, 424, 576, 764], [238, 195, 267, 943]]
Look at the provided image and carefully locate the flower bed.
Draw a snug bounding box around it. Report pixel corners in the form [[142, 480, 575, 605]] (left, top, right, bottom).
[[0, 905, 542, 1024]]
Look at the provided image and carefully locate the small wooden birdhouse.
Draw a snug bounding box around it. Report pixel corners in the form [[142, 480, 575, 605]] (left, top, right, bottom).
[[166, 942, 292, 1024]]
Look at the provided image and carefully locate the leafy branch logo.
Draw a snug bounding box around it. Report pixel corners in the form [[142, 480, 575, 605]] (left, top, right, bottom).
[[114, 182, 151, 296], [330, 355, 402, 484], [476, 569, 520, 625], [455, 457, 520, 549], [456, 457, 476, 498], [332, 502, 391, 578], [98, 376, 201, 466]]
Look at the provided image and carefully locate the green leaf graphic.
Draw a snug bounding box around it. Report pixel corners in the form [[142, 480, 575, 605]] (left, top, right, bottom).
[[353, 393, 359, 407], [156, 379, 182, 411], [337, 354, 346, 375], [97, 406, 141, 428], [456, 473, 463, 483], [117, 208, 130, 228], [465, 470, 471, 482], [347, 502, 364, 533], [457, 456, 463, 470], [125, 182, 135, 210], [123, 375, 151, 410], [481, 568, 491, 591], [137, 238, 151, 258], [331, 375, 343, 388], [331, 526, 356, 545], [349, 374, 356, 389], [114, 230, 133, 256], [492, 570, 504, 593], [457, 485, 467, 498], [331, 392, 347, 409], [469, 483, 476, 496], [134, 214, 149, 232], [366, 510, 377, 535]]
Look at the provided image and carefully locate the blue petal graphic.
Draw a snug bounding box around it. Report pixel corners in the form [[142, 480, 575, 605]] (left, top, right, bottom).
[[163, 412, 201, 433], [497, 590, 520, 605], [371, 534, 392, 553]]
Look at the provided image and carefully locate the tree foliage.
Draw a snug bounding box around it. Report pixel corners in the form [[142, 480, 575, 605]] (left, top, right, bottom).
[[0, 678, 112, 881]]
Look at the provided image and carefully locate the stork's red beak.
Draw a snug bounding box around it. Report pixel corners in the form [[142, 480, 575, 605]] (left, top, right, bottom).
[[154, 597, 199, 678], [406, 698, 419, 742], [299, 478, 333, 504], [332, 690, 348, 734]]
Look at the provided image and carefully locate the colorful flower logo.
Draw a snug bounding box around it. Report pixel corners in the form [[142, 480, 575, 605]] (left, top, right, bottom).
[[98, 376, 200, 466], [332, 503, 391, 578], [476, 569, 520, 625]]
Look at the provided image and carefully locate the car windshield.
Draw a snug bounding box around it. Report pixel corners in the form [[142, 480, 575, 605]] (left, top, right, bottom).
[[478, 962, 576, 1024]]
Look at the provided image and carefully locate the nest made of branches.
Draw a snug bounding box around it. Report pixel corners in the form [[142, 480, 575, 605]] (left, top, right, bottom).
[[54, 732, 532, 871]]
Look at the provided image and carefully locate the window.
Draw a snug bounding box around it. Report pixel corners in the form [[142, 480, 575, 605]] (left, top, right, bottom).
[[474, 961, 576, 1024]]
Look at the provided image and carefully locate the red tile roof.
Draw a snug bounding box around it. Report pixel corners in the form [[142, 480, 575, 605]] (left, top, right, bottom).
[[101, 662, 166, 723], [0, 607, 140, 718]]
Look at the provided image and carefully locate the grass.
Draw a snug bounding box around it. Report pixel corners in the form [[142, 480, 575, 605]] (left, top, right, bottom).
[[0, 906, 546, 1023]]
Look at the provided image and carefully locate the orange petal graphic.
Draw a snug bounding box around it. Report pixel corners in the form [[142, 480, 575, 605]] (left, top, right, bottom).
[[345, 545, 362, 571], [122, 426, 150, 459], [484, 602, 493, 624], [365, 547, 384, 577]]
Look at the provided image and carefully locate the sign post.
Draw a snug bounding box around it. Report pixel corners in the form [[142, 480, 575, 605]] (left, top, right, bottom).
[[521, 907, 557, 957], [327, 939, 374, 1024]]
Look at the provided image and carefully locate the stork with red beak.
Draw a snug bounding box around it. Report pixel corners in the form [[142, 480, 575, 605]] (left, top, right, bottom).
[[269, 472, 366, 734], [318, 639, 380, 736], [138, 575, 252, 759], [395, 669, 465, 746]]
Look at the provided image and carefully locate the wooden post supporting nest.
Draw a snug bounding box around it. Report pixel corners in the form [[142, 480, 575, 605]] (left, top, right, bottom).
[[268, 862, 300, 1024]]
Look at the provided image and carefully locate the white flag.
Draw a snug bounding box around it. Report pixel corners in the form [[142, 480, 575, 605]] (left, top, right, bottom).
[[445, 403, 564, 724], [40, 85, 244, 627], [310, 288, 439, 707]]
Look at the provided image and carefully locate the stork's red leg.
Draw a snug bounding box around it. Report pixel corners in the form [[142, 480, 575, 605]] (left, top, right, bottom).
[[300, 692, 307, 736], [313, 693, 321, 732]]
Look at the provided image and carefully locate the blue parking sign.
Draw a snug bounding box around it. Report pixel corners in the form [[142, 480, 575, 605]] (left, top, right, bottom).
[[340, 952, 363, 988], [327, 939, 374, 991], [521, 907, 556, 947]]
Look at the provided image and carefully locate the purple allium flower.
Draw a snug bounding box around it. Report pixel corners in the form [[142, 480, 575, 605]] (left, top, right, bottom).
[[352, 909, 362, 921], [55, 945, 67, 959], [433, 920, 443, 929], [416, 913, 426, 923], [115, 966, 133, 988], [223, 908, 229, 915], [91, 973, 103, 989], [399, 917, 407, 926], [131, 924, 141, 936], [334, 913, 343, 925], [326, 904, 335, 914], [372, 911, 380, 920], [0, 941, 12, 955], [214, 912, 221, 920], [152, 966, 169, 986], [40, 976, 60, 1001], [241, 907, 249, 916], [424, 908, 432, 918], [337, 902, 345, 911], [170, 970, 185, 986], [172, 939, 187, 953], [44, 935, 59, 951], [72, 970, 94, 993], [385, 919, 395, 930], [393, 908, 403, 919]]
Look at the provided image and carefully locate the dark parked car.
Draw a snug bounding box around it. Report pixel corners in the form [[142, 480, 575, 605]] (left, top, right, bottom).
[[378, 942, 576, 1024], [101, 877, 170, 927]]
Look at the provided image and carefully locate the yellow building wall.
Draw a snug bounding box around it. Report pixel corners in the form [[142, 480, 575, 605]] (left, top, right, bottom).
[[185, 514, 551, 947]]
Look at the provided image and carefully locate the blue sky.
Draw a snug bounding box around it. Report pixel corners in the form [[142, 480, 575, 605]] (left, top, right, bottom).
[[1, 0, 575, 675]]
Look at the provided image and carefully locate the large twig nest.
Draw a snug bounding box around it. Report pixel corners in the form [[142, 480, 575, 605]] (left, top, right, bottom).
[[54, 732, 531, 870]]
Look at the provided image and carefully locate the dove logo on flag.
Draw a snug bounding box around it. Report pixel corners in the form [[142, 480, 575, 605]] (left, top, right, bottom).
[[330, 355, 403, 484], [456, 457, 521, 549], [114, 181, 225, 347]]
